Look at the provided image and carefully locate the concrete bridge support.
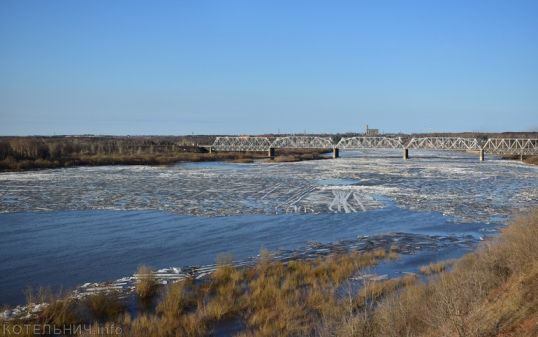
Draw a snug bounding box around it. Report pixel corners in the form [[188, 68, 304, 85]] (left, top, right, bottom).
[[479, 149, 485, 161], [403, 148, 409, 160], [268, 147, 275, 159], [208, 147, 212, 154], [333, 147, 339, 159]]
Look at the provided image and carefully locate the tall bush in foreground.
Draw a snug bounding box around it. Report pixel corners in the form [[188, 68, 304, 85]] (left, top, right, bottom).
[[135, 265, 157, 302]]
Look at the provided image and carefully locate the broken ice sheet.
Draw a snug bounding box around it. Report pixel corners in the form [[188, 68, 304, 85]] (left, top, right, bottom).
[[0, 150, 537, 223]]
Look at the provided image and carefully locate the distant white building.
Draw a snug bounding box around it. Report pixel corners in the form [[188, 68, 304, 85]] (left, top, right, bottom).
[[365, 124, 379, 136]]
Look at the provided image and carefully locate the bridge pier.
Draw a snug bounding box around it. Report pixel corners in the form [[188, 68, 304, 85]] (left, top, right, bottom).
[[403, 148, 409, 160], [479, 149, 485, 161], [332, 147, 339, 159], [268, 147, 275, 159], [208, 147, 213, 154]]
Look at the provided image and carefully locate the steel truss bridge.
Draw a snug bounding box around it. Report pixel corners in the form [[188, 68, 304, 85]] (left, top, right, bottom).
[[209, 136, 538, 160]]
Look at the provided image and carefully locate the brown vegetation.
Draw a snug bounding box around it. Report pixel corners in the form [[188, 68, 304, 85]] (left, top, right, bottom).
[[357, 274, 417, 307], [84, 292, 126, 322], [419, 259, 455, 275], [372, 209, 538, 337], [502, 154, 538, 166], [134, 265, 157, 302], [0, 136, 331, 171], [525, 156, 538, 165], [0, 249, 390, 337], [25, 288, 83, 327], [269, 148, 331, 162], [2, 209, 537, 336], [232, 158, 256, 163], [0, 136, 205, 171]]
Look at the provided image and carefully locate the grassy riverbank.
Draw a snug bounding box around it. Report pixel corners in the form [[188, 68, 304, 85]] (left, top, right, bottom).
[[2, 209, 537, 336]]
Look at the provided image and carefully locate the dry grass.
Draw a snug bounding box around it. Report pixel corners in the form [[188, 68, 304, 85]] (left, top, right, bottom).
[[357, 274, 418, 307], [83, 292, 125, 322], [134, 265, 157, 301], [11, 209, 538, 337], [36, 249, 386, 337], [22, 287, 84, 326], [419, 259, 455, 275], [156, 277, 197, 321], [40, 297, 82, 327], [373, 208, 538, 337]]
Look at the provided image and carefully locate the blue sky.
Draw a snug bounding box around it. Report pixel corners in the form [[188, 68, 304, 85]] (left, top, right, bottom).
[[1, 0, 537, 135]]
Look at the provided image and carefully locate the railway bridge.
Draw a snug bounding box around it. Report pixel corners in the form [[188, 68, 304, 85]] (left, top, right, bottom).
[[207, 136, 538, 161]]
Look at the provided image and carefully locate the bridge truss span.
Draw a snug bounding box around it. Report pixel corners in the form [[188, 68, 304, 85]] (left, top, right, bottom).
[[212, 136, 272, 152], [336, 136, 404, 149], [405, 137, 482, 151], [271, 136, 334, 149], [483, 138, 538, 155], [210, 135, 538, 157]]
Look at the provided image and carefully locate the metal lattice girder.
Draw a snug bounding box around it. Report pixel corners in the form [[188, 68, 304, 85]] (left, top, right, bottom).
[[271, 136, 334, 149], [336, 137, 404, 149], [212, 136, 272, 151], [406, 137, 481, 151], [483, 138, 538, 155], [211, 136, 538, 155]]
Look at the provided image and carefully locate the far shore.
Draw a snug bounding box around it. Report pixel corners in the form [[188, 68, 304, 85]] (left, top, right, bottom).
[[501, 154, 538, 166], [1, 134, 537, 172], [3, 151, 538, 172], [0, 149, 331, 172]]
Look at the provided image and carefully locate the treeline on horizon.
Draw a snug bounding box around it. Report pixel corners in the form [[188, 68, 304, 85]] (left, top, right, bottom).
[[0, 136, 214, 171], [1, 132, 537, 171], [410, 131, 538, 139], [0, 135, 319, 171], [0, 136, 210, 159]]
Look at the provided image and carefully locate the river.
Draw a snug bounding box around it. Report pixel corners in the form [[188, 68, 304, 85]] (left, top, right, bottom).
[[1, 150, 537, 305]]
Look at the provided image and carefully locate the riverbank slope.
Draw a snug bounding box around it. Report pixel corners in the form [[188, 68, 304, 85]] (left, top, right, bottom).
[[2, 209, 536, 336]]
